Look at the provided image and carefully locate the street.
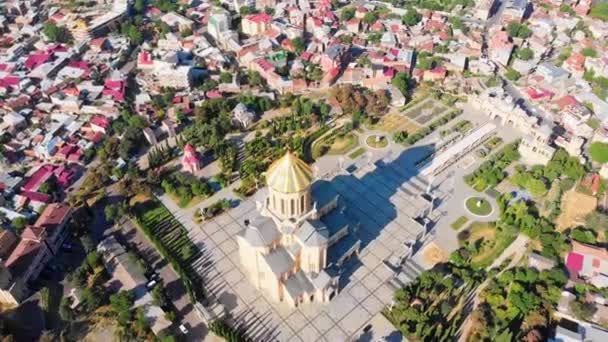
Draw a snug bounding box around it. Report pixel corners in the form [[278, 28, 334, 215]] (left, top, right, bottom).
[[109, 218, 212, 341]]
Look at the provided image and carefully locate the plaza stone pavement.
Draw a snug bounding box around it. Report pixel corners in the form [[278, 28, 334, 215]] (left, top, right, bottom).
[[153, 104, 526, 340], [157, 148, 444, 341]]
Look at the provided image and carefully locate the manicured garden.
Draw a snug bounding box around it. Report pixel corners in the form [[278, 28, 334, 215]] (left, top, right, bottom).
[[365, 135, 389, 148], [194, 198, 231, 223], [484, 136, 503, 151], [464, 141, 520, 191], [465, 197, 492, 216], [132, 199, 204, 302], [454, 221, 518, 268], [394, 110, 462, 146], [311, 127, 358, 159], [366, 113, 420, 134], [349, 147, 366, 159], [161, 171, 214, 208]]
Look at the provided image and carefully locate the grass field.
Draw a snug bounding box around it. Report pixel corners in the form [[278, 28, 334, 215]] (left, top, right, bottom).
[[366, 135, 388, 148], [458, 222, 517, 268], [349, 147, 366, 159], [451, 216, 469, 230], [465, 197, 493, 216], [312, 131, 359, 159], [132, 200, 204, 300]]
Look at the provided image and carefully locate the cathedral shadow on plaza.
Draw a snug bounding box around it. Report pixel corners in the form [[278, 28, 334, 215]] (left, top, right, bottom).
[[317, 143, 438, 291], [204, 143, 438, 341]]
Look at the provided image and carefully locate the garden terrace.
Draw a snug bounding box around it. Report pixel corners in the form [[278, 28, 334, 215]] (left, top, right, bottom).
[[311, 126, 358, 159], [464, 141, 520, 191], [453, 222, 518, 269], [395, 110, 462, 146]]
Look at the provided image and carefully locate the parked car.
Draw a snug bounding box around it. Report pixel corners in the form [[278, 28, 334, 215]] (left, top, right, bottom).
[[146, 280, 157, 289], [179, 324, 188, 334], [61, 242, 73, 252]]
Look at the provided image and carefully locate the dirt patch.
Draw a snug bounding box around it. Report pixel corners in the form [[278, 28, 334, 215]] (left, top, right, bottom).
[[556, 190, 598, 231], [368, 113, 420, 134], [130, 193, 152, 206], [421, 242, 448, 265], [83, 321, 116, 342], [468, 222, 496, 242]]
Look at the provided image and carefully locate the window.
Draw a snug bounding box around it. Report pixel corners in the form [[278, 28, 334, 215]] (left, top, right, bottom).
[[291, 199, 295, 215], [281, 199, 285, 214], [301, 195, 305, 213]]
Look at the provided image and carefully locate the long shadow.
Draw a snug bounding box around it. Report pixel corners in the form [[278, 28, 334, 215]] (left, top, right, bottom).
[[206, 143, 439, 340], [315, 143, 436, 289]]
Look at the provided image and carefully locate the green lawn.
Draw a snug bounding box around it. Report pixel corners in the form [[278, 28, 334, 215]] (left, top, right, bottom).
[[466, 197, 492, 216], [458, 222, 517, 269], [472, 230, 517, 269], [311, 129, 358, 159], [349, 147, 366, 159], [366, 135, 388, 148], [451, 216, 469, 230]]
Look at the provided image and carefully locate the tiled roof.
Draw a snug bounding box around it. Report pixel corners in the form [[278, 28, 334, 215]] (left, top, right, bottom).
[[566, 251, 585, 272], [35, 202, 71, 232]]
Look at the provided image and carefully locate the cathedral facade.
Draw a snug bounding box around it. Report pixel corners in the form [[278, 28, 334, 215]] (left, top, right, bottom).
[[236, 152, 360, 307]]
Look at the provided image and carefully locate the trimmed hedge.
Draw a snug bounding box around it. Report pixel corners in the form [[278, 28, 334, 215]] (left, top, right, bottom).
[[132, 200, 204, 302], [209, 320, 250, 342], [398, 110, 462, 146]]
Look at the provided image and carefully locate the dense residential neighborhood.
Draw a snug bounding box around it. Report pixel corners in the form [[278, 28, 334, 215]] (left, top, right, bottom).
[[1, 0, 608, 340]]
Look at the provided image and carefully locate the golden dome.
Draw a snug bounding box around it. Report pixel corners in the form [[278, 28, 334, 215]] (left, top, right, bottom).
[[266, 151, 313, 193]]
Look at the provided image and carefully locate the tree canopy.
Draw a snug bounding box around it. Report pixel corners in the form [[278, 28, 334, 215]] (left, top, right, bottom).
[[517, 47, 534, 61], [402, 8, 421, 26], [392, 72, 410, 96], [506, 22, 532, 39], [43, 22, 71, 43]]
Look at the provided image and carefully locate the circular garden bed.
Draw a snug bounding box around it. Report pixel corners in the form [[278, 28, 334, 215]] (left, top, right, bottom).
[[465, 197, 493, 217], [365, 135, 389, 149]]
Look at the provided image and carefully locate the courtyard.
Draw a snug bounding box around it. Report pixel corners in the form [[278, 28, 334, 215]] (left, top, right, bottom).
[[159, 145, 442, 341], [154, 102, 524, 341]]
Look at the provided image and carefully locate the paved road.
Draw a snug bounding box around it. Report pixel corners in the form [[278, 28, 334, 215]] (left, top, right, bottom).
[[110, 219, 212, 341]]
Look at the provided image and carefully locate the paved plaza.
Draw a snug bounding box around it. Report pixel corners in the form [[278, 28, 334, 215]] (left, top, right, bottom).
[[158, 106, 524, 341], [162, 151, 435, 340]]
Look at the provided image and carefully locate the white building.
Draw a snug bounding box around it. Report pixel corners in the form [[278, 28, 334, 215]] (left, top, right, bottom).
[[231, 103, 256, 128], [237, 152, 360, 307]]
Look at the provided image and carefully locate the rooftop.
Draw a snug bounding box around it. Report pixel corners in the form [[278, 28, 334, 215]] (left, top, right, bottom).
[[266, 152, 313, 194]]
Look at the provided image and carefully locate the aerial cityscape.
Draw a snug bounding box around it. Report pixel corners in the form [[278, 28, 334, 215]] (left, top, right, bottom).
[[1, 0, 608, 341]]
